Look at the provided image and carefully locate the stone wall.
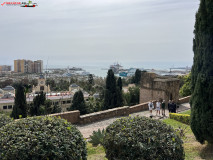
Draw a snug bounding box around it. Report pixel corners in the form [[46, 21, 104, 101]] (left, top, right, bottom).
[[50, 110, 80, 124], [48, 96, 190, 125], [178, 96, 191, 104]]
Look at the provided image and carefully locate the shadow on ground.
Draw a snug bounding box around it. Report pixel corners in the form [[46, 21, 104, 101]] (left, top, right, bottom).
[[200, 143, 213, 160]]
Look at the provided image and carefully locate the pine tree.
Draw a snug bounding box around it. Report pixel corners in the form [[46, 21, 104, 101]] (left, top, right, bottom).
[[190, 0, 213, 144], [11, 84, 27, 119], [103, 69, 117, 109]]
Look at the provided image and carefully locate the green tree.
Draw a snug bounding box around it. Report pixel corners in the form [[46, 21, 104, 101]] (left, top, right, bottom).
[[103, 69, 117, 110], [190, 0, 213, 144], [30, 91, 46, 116], [179, 73, 192, 97], [88, 74, 94, 85], [11, 84, 27, 119], [116, 77, 123, 107], [68, 90, 87, 115], [129, 87, 140, 106], [134, 69, 142, 85]]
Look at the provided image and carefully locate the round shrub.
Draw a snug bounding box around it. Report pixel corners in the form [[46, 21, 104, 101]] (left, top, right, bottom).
[[0, 116, 87, 160], [0, 114, 13, 128], [103, 116, 184, 160]]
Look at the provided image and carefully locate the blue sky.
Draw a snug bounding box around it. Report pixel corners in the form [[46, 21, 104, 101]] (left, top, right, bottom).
[[0, 0, 199, 68]]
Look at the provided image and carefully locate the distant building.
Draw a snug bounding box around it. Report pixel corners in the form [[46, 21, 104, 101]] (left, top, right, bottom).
[[0, 65, 11, 72], [32, 75, 50, 93], [14, 59, 43, 73], [2, 86, 15, 95], [69, 83, 80, 92]]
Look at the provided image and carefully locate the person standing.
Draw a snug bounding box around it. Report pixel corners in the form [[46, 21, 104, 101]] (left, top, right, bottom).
[[161, 100, 166, 116], [171, 100, 177, 113], [148, 101, 154, 118], [156, 100, 161, 116], [168, 100, 172, 113]]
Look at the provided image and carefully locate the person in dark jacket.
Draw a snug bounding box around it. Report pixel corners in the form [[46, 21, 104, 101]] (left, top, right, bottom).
[[171, 100, 177, 113], [168, 100, 172, 113]]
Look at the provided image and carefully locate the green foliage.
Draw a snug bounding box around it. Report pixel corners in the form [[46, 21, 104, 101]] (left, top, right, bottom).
[[124, 87, 140, 106], [11, 83, 27, 119], [103, 69, 117, 110], [169, 113, 190, 125], [30, 92, 61, 116], [103, 116, 184, 160], [30, 91, 46, 116], [0, 114, 13, 128], [190, 0, 213, 144], [86, 97, 102, 113], [134, 69, 142, 85], [116, 77, 123, 107], [88, 74, 94, 85], [0, 116, 87, 160], [68, 90, 87, 115], [89, 129, 105, 146], [179, 73, 192, 97]]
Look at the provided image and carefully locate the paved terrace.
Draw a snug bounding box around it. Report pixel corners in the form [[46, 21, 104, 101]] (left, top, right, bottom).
[[77, 103, 190, 139]]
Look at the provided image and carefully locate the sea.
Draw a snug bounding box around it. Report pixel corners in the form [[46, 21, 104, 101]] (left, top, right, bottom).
[[48, 61, 193, 78]]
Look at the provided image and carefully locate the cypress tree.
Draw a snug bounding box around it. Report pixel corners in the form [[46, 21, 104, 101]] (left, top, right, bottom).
[[135, 69, 142, 85], [69, 90, 87, 115], [11, 84, 27, 119], [116, 77, 123, 107], [104, 69, 117, 109], [190, 0, 213, 144]]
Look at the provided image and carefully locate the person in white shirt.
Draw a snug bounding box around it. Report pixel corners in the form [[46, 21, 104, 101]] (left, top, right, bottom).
[[156, 100, 161, 116]]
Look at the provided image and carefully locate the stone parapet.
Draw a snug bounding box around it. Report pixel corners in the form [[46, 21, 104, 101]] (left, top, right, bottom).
[[178, 96, 191, 104], [49, 110, 80, 124], [47, 96, 190, 125]]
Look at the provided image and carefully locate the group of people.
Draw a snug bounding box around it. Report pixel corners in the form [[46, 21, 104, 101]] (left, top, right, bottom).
[[148, 99, 177, 118]]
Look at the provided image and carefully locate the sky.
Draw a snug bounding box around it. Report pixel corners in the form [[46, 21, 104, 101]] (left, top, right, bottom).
[[0, 0, 200, 69]]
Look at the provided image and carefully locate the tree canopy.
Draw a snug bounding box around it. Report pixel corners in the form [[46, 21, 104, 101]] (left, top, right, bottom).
[[190, 0, 213, 144]]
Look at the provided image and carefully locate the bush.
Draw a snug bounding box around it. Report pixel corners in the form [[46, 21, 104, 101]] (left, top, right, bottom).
[[169, 113, 190, 125], [0, 114, 13, 128], [103, 116, 184, 160], [89, 129, 105, 146], [0, 116, 87, 160]]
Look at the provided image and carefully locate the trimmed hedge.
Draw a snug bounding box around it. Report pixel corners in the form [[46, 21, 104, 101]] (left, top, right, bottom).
[[0, 116, 87, 160], [169, 113, 190, 125], [0, 114, 13, 128], [103, 116, 184, 160]]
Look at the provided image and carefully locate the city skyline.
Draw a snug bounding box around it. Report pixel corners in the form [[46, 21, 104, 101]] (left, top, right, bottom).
[[0, 0, 199, 68]]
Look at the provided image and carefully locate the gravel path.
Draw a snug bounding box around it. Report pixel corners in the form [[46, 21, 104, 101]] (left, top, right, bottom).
[[77, 103, 190, 138]]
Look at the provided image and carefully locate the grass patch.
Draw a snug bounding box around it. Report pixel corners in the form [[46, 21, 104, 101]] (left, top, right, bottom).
[[87, 142, 107, 160], [179, 110, 191, 115], [163, 118, 213, 160]]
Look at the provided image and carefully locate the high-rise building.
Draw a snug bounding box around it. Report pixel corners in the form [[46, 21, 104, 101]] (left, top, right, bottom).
[[0, 65, 12, 72], [14, 59, 43, 73]]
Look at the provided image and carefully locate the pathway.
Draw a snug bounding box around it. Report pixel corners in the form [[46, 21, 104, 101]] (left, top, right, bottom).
[[77, 103, 190, 138]]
